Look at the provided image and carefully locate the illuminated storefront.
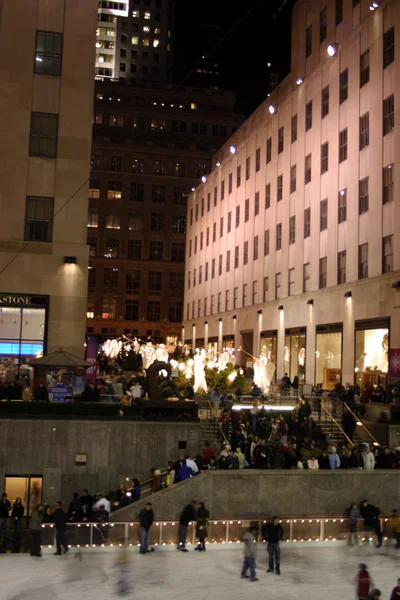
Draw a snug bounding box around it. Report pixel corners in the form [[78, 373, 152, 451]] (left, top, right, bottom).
[[260, 330, 277, 382], [284, 327, 306, 384], [354, 318, 389, 389], [0, 293, 48, 383], [315, 324, 342, 390]]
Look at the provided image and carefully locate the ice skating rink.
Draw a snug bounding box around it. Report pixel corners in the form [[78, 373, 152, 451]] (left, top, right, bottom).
[[2, 544, 399, 599]]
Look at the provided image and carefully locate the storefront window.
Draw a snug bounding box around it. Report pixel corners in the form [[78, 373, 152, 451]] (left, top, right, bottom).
[[315, 325, 342, 390], [207, 339, 218, 360], [355, 321, 389, 389], [4, 475, 43, 517], [259, 331, 277, 383], [0, 297, 47, 385], [284, 328, 306, 384]]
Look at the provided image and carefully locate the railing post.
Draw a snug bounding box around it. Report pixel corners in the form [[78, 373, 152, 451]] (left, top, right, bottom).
[[90, 524, 93, 546], [320, 519, 324, 541], [289, 520, 293, 542], [226, 521, 229, 543], [159, 522, 163, 546], [124, 523, 128, 546]]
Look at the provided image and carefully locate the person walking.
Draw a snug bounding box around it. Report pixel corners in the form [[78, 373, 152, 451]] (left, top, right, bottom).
[[264, 516, 283, 575], [389, 578, 400, 600], [359, 500, 383, 548], [30, 504, 43, 557], [0, 492, 11, 552], [194, 502, 209, 551], [348, 502, 359, 546], [177, 501, 197, 552], [240, 525, 259, 582], [139, 502, 154, 554], [11, 497, 24, 553], [53, 501, 69, 555], [355, 563, 373, 600]]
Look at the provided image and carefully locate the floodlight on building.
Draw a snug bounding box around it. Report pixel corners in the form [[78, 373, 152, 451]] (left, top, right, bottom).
[[296, 77, 304, 85], [229, 145, 236, 154], [204, 321, 208, 325], [269, 105, 276, 115], [201, 176, 207, 183], [392, 281, 400, 289], [216, 162, 221, 167], [64, 256, 77, 264], [257, 309, 262, 315], [344, 291, 352, 298], [232, 315, 237, 320], [327, 44, 337, 57], [307, 299, 314, 305], [340, 189, 346, 196], [218, 318, 222, 322], [369, 1, 379, 9], [191, 187, 195, 192], [278, 305, 283, 311]]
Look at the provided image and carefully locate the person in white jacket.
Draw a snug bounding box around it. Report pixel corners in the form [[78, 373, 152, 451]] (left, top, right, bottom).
[[307, 456, 320, 470], [362, 446, 375, 470]]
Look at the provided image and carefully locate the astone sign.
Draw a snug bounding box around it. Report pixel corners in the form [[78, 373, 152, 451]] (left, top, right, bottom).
[[0, 294, 48, 306]]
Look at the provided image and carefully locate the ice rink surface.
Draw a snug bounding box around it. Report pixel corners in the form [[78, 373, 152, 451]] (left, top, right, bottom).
[[2, 543, 399, 600]]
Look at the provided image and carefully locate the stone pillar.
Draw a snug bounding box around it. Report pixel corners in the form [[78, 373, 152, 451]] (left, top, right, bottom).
[[306, 304, 316, 385], [342, 296, 355, 385]]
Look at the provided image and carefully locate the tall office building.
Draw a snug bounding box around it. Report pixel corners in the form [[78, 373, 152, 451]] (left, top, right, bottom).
[[0, 0, 97, 379], [96, 0, 174, 83], [183, 0, 400, 389], [86, 80, 243, 343]]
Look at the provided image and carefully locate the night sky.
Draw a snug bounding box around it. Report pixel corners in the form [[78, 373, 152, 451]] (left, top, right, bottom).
[[174, 0, 296, 116]]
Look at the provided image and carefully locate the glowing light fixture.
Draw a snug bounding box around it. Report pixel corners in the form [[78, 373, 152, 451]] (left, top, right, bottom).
[[229, 145, 236, 154], [278, 305, 283, 310], [296, 77, 303, 85], [369, 1, 379, 9], [269, 105, 276, 114], [327, 44, 337, 57], [344, 291, 352, 298], [201, 176, 207, 183], [216, 161, 221, 167]]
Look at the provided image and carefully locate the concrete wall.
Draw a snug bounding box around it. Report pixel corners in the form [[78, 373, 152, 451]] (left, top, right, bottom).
[[0, 419, 201, 505], [112, 470, 400, 521]]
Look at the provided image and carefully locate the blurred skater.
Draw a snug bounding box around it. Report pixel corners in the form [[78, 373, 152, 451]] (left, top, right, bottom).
[[115, 545, 132, 596], [240, 525, 259, 582], [355, 563, 373, 600]]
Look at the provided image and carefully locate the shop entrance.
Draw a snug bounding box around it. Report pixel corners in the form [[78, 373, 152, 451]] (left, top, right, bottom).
[[240, 331, 254, 367], [4, 475, 43, 517]]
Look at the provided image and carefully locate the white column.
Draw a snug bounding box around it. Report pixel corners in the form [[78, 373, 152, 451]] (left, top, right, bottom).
[[218, 319, 223, 353], [277, 307, 285, 379], [204, 322, 209, 347], [306, 302, 316, 385], [342, 295, 355, 385]]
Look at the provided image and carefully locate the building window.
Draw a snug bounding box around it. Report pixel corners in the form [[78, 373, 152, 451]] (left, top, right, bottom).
[[306, 24, 312, 58], [383, 235, 393, 274], [253, 235, 259, 260], [225, 290, 229, 312], [383, 165, 394, 205], [132, 157, 144, 174], [305, 154, 311, 184], [188, 239, 192, 258], [289, 216, 296, 245], [359, 177, 369, 214], [263, 276, 268, 302], [305, 101, 312, 131], [254, 191, 260, 216], [236, 206, 240, 228], [233, 287, 238, 310], [276, 223, 282, 251], [360, 113, 369, 149], [199, 264, 202, 283], [150, 212, 164, 232], [243, 241, 249, 265], [245, 199, 249, 222], [264, 229, 270, 256], [175, 162, 186, 177], [125, 300, 139, 321], [88, 208, 98, 228], [338, 189, 347, 224], [383, 26, 395, 69], [89, 179, 100, 199], [288, 268, 295, 296], [227, 211, 232, 233], [219, 254, 223, 276], [277, 175, 283, 201], [228, 173, 233, 194], [169, 302, 182, 323], [339, 68, 348, 103], [195, 205, 199, 222], [266, 137, 272, 163], [320, 199, 328, 231], [339, 128, 347, 163], [221, 180, 225, 200], [29, 112, 58, 158], [358, 243, 368, 279], [126, 270, 140, 294], [127, 240, 142, 260], [237, 165, 241, 188], [220, 217, 224, 238], [148, 271, 162, 295], [320, 7, 327, 42], [319, 257, 327, 289], [147, 301, 160, 322], [152, 184, 165, 203], [303, 263, 310, 292], [104, 267, 118, 293], [108, 181, 122, 200], [206, 228, 209, 246], [316, 325, 342, 388], [304, 208, 310, 238], [290, 165, 296, 193], [321, 142, 329, 174], [275, 273, 281, 299], [256, 147, 261, 172], [111, 156, 122, 172], [213, 222, 216, 242], [321, 85, 329, 118], [35, 31, 63, 76], [88, 266, 96, 291], [214, 187, 218, 206], [335, 0, 343, 25], [278, 127, 284, 154], [291, 114, 297, 144], [251, 280, 257, 304], [105, 238, 119, 259], [383, 94, 394, 136], [241, 283, 247, 307], [205, 263, 209, 281], [265, 183, 271, 209], [106, 214, 120, 229], [235, 245, 239, 269], [360, 49, 370, 87], [149, 241, 163, 260], [226, 250, 231, 272], [246, 156, 251, 180], [24, 196, 54, 242], [154, 160, 166, 175], [109, 114, 124, 127], [337, 250, 346, 284]]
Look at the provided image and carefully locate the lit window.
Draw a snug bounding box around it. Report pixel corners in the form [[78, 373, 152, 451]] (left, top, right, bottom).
[[143, 26, 150, 32], [154, 27, 161, 35], [131, 36, 139, 45], [132, 9, 140, 17], [144, 11, 151, 19], [190, 103, 197, 110], [143, 38, 150, 47], [153, 39, 160, 47]]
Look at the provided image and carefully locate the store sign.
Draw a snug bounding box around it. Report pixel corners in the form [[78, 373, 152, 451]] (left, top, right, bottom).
[[0, 293, 48, 306], [75, 454, 87, 464]]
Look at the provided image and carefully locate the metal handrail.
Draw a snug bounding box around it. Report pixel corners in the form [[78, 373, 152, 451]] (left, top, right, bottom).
[[343, 402, 381, 448], [207, 399, 229, 446], [321, 404, 355, 447]]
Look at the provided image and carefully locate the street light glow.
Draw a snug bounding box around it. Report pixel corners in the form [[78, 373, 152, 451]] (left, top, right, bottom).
[[327, 44, 337, 57], [229, 145, 236, 154], [269, 105, 276, 114], [201, 175, 207, 183]]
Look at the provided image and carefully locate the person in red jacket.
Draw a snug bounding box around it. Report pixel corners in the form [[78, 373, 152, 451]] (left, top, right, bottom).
[[390, 578, 400, 600], [201, 441, 215, 464], [355, 564, 373, 600], [219, 409, 231, 441]]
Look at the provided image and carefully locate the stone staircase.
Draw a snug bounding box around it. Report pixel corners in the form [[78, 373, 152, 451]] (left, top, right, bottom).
[[311, 402, 362, 447]]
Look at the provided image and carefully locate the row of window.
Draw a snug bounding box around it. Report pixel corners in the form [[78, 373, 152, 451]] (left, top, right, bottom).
[[89, 298, 182, 323], [89, 181, 188, 203], [88, 237, 184, 261], [88, 210, 186, 233], [91, 155, 209, 178], [89, 267, 183, 297], [94, 112, 230, 138], [186, 236, 393, 318], [188, 166, 394, 250]]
